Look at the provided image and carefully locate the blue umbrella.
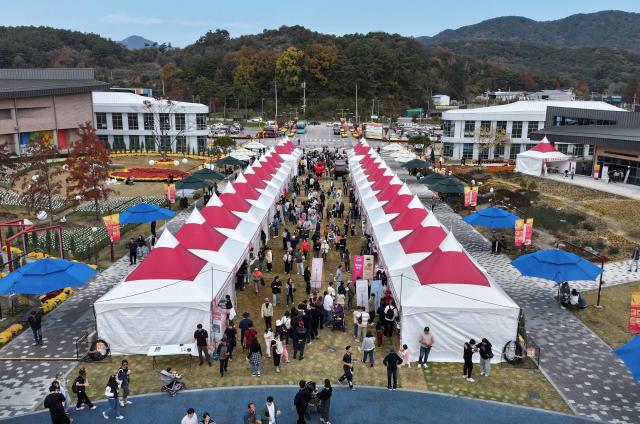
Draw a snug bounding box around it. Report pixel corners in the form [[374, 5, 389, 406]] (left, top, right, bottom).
[[614, 336, 640, 380], [463, 207, 519, 229], [119, 203, 175, 225], [0, 258, 97, 295], [511, 249, 603, 284]]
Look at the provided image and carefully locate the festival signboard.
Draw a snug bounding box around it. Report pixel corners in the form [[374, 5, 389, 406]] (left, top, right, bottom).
[[628, 291, 640, 333], [102, 214, 121, 242], [471, 186, 478, 207], [524, 218, 534, 246], [464, 186, 471, 207], [356, 279, 369, 310], [514, 219, 524, 247], [363, 255, 375, 280], [593, 163, 601, 179], [514, 218, 534, 246], [311, 257, 323, 290], [352, 255, 364, 282]]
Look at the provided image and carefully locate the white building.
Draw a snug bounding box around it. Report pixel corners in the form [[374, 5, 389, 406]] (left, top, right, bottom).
[[432, 94, 450, 106], [441, 100, 625, 161], [92, 92, 209, 153]]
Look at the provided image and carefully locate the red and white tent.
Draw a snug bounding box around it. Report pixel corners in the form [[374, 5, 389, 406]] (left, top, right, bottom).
[[349, 139, 519, 363], [515, 137, 571, 176], [96, 142, 300, 354]]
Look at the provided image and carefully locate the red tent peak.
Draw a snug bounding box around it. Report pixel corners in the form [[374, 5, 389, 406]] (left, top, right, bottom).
[[411, 248, 490, 286], [530, 137, 559, 153], [390, 207, 428, 231], [200, 205, 241, 229]]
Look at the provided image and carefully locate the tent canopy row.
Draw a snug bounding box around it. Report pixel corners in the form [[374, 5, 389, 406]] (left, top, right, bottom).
[[349, 139, 519, 362], [95, 139, 301, 354]]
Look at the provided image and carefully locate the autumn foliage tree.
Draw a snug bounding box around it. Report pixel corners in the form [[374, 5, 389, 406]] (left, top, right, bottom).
[[66, 122, 114, 221], [18, 135, 63, 225]]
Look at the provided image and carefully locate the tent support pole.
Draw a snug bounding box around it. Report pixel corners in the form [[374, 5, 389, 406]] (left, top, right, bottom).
[[595, 258, 604, 308]]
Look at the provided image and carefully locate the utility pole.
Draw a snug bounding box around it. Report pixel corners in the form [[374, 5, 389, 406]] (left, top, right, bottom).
[[302, 81, 306, 115], [261, 98, 265, 119], [223, 96, 227, 121], [355, 83, 358, 124], [275, 79, 278, 121]]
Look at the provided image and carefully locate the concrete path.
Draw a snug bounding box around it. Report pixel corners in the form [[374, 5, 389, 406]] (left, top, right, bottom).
[[0, 209, 190, 419], [542, 174, 640, 200]]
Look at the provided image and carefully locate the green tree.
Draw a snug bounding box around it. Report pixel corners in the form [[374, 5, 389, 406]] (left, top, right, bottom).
[[276, 47, 304, 89], [478, 127, 507, 165]]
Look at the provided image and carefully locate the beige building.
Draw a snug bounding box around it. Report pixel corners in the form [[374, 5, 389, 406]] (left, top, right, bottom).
[[0, 68, 109, 154]]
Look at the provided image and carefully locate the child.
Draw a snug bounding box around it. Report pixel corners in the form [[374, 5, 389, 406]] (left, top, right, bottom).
[[280, 334, 289, 363], [375, 321, 384, 347], [263, 328, 274, 358], [399, 344, 411, 368]]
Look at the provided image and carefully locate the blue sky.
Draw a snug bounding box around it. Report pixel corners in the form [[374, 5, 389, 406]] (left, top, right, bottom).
[[2, 0, 640, 47]]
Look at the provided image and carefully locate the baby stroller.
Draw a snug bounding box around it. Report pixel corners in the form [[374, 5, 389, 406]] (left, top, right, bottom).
[[305, 381, 319, 419], [331, 309, 345, 331], [160, 369, 185, 397]]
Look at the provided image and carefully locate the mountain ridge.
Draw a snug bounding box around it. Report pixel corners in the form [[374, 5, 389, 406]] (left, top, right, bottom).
[[120, 35, 157, 50]]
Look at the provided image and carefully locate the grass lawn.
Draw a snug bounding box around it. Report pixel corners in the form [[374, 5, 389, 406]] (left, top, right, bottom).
[[67, 176, 570, 413], [572, 281, 640, 349]]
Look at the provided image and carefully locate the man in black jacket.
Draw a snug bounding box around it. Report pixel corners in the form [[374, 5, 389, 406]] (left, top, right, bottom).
[[463, 339, 477, 382], [383, 347, 404, 390], [293, 380, 311, 424], [28, 310, 43, 345], [238, 312, 253, 350], [293, 321, 307, 360]]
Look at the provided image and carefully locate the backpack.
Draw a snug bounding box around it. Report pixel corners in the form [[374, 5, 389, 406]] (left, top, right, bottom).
[[385, 306, 395, 320], [71, 378, 79, 394]]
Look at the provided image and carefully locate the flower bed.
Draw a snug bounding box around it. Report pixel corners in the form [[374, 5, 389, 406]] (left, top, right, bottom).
[[73, 195, 165, 214], [110, 167, 189, 182], [0, 188, 67, 210]]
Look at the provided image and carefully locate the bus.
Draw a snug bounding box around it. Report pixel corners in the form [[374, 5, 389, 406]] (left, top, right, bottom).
[[296, 120, 307, 134]]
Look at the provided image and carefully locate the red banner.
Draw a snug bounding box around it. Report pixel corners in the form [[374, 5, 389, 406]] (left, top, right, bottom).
[[166, 183, 176, 203], [103, 214, 120, 242], [514, 219, 524, 247], [524, 218, 534, 246], [352, 255, 364, 282], [628, 292, 640, 333], [464, 186, 471, 207]]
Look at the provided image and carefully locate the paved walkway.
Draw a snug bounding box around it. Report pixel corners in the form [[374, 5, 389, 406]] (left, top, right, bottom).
[[542, 174, 640, 200], [393, 167, 640, 424], [1, 386, 595, 424], [0, 209, 191, 419]]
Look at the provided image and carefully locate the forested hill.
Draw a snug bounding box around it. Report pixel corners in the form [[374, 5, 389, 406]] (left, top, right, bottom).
[[1, 24, 639, 117], [418, 10, 640, 52]]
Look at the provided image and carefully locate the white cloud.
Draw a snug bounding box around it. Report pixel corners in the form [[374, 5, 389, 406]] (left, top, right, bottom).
[[103, 13, 163, 25]]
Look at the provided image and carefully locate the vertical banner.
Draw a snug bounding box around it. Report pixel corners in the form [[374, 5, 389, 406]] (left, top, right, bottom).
[[593, 163, 601, 179], [352, 255, 364, 282], [211, 309, 224, 343], [370, 280, 383, 311], [464, 186, 471, 207], [628, 292, 640, 333], [311, 257, 323, 290], [102, 214, 121, 242], [514, 219, 524, 247], [471, 186, 478, 207], [166, 183, 176, 203], [356, 279, 369, 311], [363, 255, 375, 280], [524, 218, 534, 246]]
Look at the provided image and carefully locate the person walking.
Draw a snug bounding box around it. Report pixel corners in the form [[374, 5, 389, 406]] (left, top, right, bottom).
[[417, 326, 434, 368], [368, 294, 376, 323], [361, 331, 375, 367], [293, 380, 311, 424], [181, 408, 198, 424], [337, 345, 355, 389], [478, 338, 493, 377], [263, 328, 274, 358], [224, 322, 237, 360], [271, 276, 282, 306], [28, 310, 44, 346], [201, 411, 215, 424], [463, 339, 477, 382], [116, 360, 132, 407], [243, 403, 262, 424], [323, 291, 333, 328], [102, 375, 123, 420], [252, 268, 263, 295], [303, 266, 311, 295], [265, 248, 273, 272], [244, 323, 258, 351], [261, 298, 274, 329], [382, 300, 397, 338], [271, 338, 283, 373], [128, 238, 137, 265], [283, 250, 294, 274], [343, 248, 351, 273], [629, 245, 640, 272], [285, 278, 295, 306], [44, 384, 69, 424], [292, 320, 307, 360], [261, 395, 281, 424], [317, 379, 332, 424], [72, 368, 95, 410], [193, 324, 211, 367], [383, 347, 403, 390], [247, 338, 263, 377], [357, 307, 369, 342], [239, 312, 253, 350], [216, 338, 230, 377], [295, 249, 305, 275]]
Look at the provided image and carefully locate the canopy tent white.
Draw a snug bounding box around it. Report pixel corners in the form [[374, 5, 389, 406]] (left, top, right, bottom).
[[350, 139, 519, 363], [243, 141, 267, 150], [515, 137, 571, 176], [95, 144, 300, 355]]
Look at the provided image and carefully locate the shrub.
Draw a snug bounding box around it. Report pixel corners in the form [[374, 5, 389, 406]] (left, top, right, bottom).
[[582, 222, 595, 231], [528, 181, 537, 191], [608, 246, 620, 255], [519, 179, 529, 190], [595, 238, 606, 249]]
